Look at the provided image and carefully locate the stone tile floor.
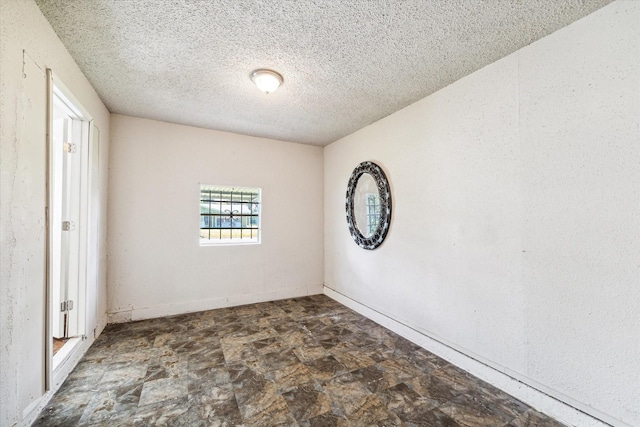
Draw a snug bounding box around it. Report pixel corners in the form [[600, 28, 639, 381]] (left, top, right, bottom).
[[34, 295, 564, 426]]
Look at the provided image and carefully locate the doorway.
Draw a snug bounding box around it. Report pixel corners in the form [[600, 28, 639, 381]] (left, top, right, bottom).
[[46, 71, 96, 378]]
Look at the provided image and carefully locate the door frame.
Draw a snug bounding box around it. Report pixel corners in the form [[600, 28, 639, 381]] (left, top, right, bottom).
[[45, 69, 96, 390]]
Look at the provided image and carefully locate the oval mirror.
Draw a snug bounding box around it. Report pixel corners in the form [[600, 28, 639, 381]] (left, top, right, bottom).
[[345, 162, 391, 250], [353, 173, 378, 238]]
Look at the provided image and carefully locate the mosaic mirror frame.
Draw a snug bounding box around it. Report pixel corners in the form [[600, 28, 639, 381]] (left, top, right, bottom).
[[345, 161, 392, 250]]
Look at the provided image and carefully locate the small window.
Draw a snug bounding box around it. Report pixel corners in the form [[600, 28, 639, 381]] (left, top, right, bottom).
[[200, 185, 261, 245], [366, 193, 381, 236]]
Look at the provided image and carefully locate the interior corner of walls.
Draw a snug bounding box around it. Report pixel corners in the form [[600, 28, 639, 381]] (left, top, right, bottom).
[[107, 307, 132, 324], [306, 283, 324, 296], [94, 312, 108, 338]]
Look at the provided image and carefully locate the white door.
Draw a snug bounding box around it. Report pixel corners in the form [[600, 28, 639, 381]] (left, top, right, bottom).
[[50, 82, 89, 339]]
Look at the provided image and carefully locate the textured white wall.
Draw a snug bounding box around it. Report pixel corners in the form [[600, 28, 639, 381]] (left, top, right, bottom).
[[107, 115, 324, 320], [0, 1, 110, 425], [324, 2, 639, 426]]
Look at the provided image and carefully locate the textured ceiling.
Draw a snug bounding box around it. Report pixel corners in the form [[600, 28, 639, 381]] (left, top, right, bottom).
[[36, 0, 612, 146]]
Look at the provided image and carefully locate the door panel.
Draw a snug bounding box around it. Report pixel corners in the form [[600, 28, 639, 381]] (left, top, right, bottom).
[[50, 88, 88, 339]]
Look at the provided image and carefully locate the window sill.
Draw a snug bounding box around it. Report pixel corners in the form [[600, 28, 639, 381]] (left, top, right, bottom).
[[199, 239, 260, 247]]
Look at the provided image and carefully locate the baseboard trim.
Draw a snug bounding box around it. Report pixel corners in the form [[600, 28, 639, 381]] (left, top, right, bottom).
[[108, 284, 324, 323], [323, 285, 620, 427], [94, 312, 108, 338], [21, 337, 93, 427]]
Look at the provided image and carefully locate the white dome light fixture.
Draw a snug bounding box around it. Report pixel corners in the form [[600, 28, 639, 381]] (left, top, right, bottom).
[[251, 69, 283, 94]]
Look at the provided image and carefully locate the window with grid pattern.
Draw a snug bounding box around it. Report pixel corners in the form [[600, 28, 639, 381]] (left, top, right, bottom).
[[366, 193, 381, 236], [200, 185, 261, 245]]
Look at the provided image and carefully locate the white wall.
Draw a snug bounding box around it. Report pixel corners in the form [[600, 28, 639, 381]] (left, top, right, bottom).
[[0, 1, 110, 425], [324, 2, 639, 426], [107, 115, 324, 321]]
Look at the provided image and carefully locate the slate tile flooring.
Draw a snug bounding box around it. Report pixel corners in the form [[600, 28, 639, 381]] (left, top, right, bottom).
[[34, 295, 564, 426]]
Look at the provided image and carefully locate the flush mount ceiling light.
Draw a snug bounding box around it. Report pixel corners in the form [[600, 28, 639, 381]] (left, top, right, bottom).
[[251, 69, 283, 94]]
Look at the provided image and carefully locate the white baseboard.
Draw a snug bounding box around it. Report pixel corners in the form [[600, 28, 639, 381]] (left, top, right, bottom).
[[21, 309, 111, 426], [108, 308, 132, 324], [94, 312, 108, 338], [21, 336, 93, 427], [108, 284, 324, 323], [324, 285, 619, 427], [23, 287, 323, 426]]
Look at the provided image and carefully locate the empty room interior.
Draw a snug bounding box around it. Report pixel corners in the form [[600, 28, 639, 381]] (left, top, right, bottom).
[[1, 0, 639, 426]]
